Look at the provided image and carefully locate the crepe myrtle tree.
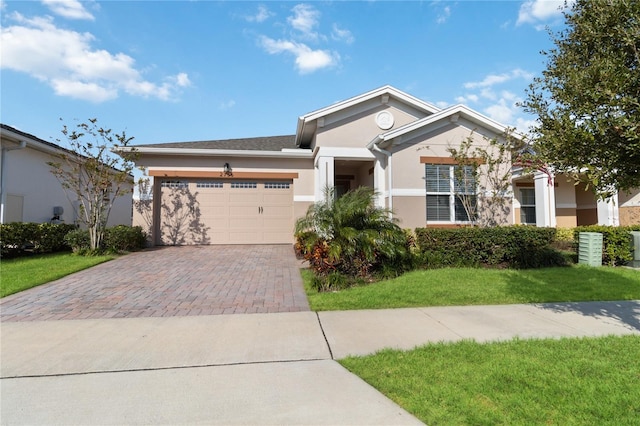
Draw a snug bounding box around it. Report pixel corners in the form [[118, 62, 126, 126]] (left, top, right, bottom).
[[447, 130, 522, 227], [48, 118, 136, 251]]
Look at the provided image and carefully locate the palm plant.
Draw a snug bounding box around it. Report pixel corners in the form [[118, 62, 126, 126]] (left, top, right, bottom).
[[295, 187, 411, 288]]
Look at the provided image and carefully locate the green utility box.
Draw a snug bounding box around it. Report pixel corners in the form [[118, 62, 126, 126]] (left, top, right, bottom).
[[628, 231, 640, 268], [578, 232, 603, 267]]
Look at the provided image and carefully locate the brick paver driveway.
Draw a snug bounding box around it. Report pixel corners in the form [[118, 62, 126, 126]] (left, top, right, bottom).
[[1, 245, 310, 322]]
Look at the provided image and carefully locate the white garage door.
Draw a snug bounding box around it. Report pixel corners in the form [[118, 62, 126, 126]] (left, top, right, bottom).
[[159, 179, 294, 245]]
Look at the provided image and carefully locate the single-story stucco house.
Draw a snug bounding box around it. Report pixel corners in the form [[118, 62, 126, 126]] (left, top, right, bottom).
[[0, 124, 133, 226], [126, 85, 639, 246]]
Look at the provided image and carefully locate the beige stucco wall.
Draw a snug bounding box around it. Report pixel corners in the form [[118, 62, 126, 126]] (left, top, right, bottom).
[[554, 174, 577, 209], [619, 188, 640, 225], [1, 142, 132, 226], [389, 120, 513, 226], [556, 208, 577, 228], [140, 155, 315, 200], [554, 174, 578, 228], [392, 196, 425, 230], [575, 181, 597, 209], [314, 101, 424, 149]]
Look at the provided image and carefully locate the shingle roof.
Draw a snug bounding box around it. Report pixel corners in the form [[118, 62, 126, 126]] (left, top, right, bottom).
[[135, 135, 298, 151], [0, 123, 73, 155]]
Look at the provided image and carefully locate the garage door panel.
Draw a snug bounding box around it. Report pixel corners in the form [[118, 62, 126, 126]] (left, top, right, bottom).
[[229, 206, 262, 217], [263, 193, 293, 204], [263, 206, 292, 217], [229, 232, 264, 244], [229, 193, 260, 203], [264, 218, 293, 229], [159, 179, 294, 245]]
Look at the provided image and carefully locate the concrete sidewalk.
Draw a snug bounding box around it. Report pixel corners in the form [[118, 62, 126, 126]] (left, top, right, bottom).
[[2, 301, 639, 425]]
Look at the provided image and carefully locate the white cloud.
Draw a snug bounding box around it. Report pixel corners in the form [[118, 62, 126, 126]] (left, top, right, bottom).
[[464, 68, 534, 89], [436, 6, 451, 24], [288, 4, 320, 40], [255, 3, 349, 74], [173, 72, 191, 87], [331, 24, 354, 44], [42, 0, 95, 21], [245, 5, 272, 23], [259, 36, 338, 74], [455, 94, 479, 104], [515, 117, 538, 134], [482, 91, 534, 133], [457, 68, 537, 132], [485, 99, 515, 124], [219, 100, 236, 110], [0, 13, 190, 102], [51, 79, 116, 102], [517, 0, 571, 26]]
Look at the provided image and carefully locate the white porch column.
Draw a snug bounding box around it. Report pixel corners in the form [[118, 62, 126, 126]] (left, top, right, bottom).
[[315, 156, 335, 202], [597, 193, 619, 226], [373, 153, 387, 209], [534, 171, 556, 227]]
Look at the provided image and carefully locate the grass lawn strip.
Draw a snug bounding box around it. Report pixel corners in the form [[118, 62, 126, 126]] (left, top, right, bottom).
[[340, 335, 640, 425], [1, 253, 115, 297], [304, 266, 640, 311]]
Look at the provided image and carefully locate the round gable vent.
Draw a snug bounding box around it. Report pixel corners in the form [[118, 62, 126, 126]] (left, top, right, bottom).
[[375, 111, 395, 130]]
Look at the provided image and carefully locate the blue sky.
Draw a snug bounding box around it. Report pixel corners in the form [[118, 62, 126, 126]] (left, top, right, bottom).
[[1, 0, 570, 147]]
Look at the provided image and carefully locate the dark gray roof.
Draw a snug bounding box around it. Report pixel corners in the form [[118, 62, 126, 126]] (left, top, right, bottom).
[[0, 123, 74, 155], [136, 135, 298, 151]]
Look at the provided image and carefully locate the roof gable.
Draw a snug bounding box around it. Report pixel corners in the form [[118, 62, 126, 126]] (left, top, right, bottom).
[[295, 85, 440, 148], [369, 104, 521, 149]]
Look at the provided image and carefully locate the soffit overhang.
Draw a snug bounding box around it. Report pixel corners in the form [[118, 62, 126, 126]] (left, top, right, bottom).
[[125, 146, 313, 159]]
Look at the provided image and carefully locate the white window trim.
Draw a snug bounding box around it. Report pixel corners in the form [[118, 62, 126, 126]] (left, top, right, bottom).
[[520, 188, 536, 225], [425, 164, 475, 224]]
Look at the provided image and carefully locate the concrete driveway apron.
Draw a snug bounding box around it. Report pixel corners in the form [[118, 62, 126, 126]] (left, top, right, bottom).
[[0, 245, 310, 322]]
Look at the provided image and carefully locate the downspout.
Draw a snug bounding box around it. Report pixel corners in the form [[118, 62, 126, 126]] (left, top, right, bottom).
[[1, 140, 27, 223], [371, 141, 393, 217]]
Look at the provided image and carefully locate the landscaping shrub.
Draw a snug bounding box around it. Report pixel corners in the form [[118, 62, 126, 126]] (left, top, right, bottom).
[[573, 225, 636, 266], [64, 228, 91, 254], [65, 225, 147, 254], [104, 225, 147, 252], [295, 187, 413, 291], [415, 226, 563, 269], [0, 222, 76, 258], [36, 223, 76, 253]]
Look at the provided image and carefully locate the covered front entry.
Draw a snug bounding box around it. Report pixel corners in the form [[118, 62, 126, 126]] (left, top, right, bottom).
[[158, 178, 294, 245]]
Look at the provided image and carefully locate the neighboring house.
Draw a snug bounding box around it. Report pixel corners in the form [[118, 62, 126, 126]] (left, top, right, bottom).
[[0, 124, 133, 226], [126, 85, 639, 246]]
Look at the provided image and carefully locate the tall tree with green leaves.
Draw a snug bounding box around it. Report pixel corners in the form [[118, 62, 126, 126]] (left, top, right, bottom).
[[48, 118, 136, 251], [522, 0, 640, 197]]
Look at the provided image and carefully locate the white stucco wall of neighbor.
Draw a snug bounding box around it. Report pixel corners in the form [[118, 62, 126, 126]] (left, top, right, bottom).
[[1, 142, 132, 226]]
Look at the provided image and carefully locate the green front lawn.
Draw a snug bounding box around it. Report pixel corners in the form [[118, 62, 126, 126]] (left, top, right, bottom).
[[303, 265, 640, 311], [1, 252, 115, 297], [340, 335, 640, 425]]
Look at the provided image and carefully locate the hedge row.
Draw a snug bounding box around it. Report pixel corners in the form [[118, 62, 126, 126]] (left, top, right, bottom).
[[64, 225, 147, 254], [1, 223, 147, 258], [0, 222, 77, 258], [415, 226, 564, 269], [573, 225, 640, 266]]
